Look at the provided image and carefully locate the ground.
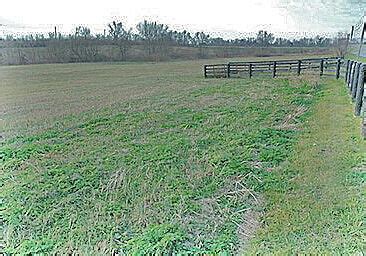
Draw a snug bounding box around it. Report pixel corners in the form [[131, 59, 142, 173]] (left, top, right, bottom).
[[248, 79, 365, 254], [0, 57, 365, 254]]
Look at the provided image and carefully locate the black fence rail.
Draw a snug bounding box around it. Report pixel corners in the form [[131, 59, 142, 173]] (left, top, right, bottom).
[[203, 57, 341, 79]]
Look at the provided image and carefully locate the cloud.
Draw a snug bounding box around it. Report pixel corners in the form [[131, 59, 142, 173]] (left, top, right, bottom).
[[0, 0, 365, 38], [277, 0, 366, 33], [0, 16, 13, 26]]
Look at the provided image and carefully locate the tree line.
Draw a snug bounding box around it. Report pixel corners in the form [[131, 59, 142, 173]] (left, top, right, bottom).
[[0, 20, 345, 64], [1, 20, 339, 48]]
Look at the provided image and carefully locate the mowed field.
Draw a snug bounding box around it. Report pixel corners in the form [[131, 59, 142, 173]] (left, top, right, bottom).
[[1, 57, 364, 254]]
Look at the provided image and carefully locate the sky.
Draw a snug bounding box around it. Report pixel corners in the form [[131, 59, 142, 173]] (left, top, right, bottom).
[[0, 0, 365, 39]]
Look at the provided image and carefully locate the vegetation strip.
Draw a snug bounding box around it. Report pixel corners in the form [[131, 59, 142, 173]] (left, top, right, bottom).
[[248, 79, 366, 254]]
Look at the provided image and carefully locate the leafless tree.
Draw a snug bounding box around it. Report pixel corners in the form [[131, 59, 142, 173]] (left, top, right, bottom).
[[108, 21, 132, 60], [137, 20, 170, 60], [70, 26, 99, 62], [334, 32, 349, 57]]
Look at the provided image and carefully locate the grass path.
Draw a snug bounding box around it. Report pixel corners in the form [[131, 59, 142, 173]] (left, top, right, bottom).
[[249, 79, 365, 254]]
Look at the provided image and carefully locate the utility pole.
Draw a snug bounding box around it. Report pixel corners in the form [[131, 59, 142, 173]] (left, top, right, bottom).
[[351, 25, 355, 40], [358, 22, 366, 57], [54, 26, 57, 40], [345, 33, 350, 55]]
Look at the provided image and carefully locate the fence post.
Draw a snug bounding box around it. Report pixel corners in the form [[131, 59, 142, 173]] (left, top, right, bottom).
[[345, 60, 350, 83], [352, 63, 361, 100], [350, 62, 356, 93], [273, 61, 277, 78], [227, 63, 230, 78], [348, 61, 352, 87], [204, 65, 207, 78], [249, 64, 252, 78], [336, 58, 341, 79], [347, 61, 351, 85], [297, 60, 301, 76], [355, 64, 365, 116], [349, 61, 354, 88], [320, 59, 324, 76]]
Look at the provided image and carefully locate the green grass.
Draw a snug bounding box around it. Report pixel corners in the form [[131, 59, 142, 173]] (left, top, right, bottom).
[[0, 58, 322, 254], [345, 53, 366, 63], [0, 57, 364, 254], [248, 79, 366, 254]]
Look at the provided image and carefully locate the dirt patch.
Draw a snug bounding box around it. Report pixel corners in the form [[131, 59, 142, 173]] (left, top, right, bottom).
[[235, 198, 263, 253], [278, 105, 308, 130], [182, 173, 264, 252]]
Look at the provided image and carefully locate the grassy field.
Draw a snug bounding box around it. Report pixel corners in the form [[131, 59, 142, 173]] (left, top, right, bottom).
[[0, 56, 364, 254], [248, 79, 365, 254], [348, 53, 366, 63]]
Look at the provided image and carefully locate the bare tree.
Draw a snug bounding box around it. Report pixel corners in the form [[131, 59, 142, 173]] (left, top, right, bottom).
[[108, 21, 132, 60], [70, 26, 99, 62], [195, 32, 209, 58], [137, 20, 170, 59], [334, 32, 349, 57]]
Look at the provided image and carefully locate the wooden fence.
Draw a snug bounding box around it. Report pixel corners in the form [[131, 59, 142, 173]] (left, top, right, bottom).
[[344, 59, 366, 137], [203, 57, 366, 137], [203, 57, 341, 79]]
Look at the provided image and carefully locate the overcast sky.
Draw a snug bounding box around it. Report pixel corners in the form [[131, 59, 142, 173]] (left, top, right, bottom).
[[1, 0, 365, 38]]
